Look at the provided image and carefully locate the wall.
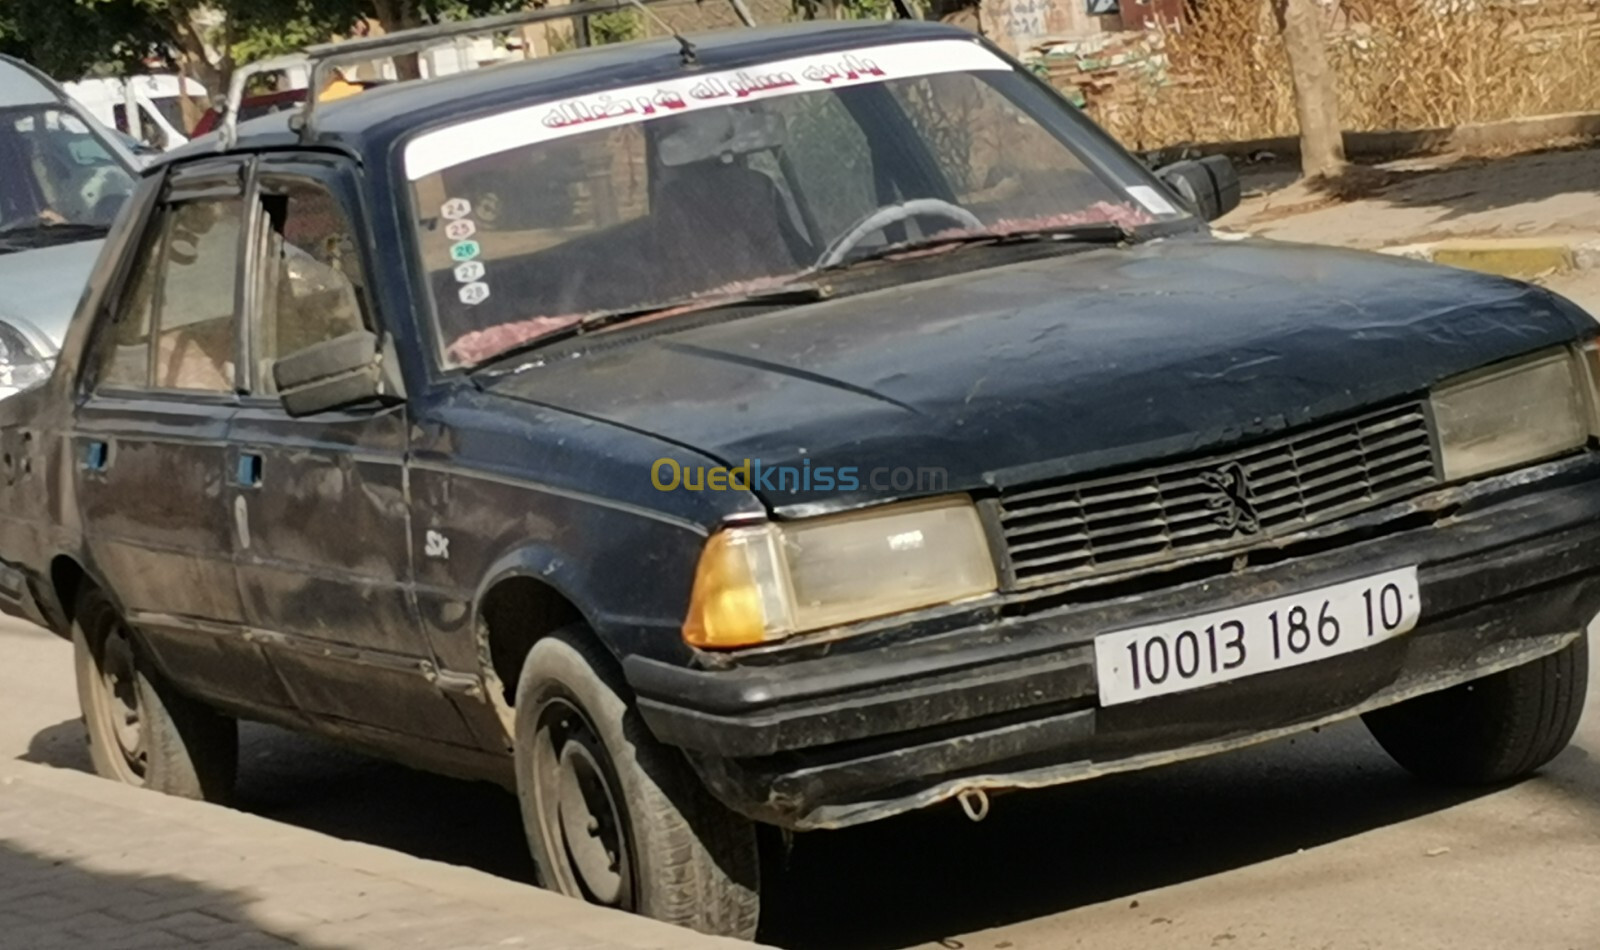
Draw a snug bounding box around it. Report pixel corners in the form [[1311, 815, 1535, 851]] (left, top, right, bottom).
[[980, 0, 1185, 56]]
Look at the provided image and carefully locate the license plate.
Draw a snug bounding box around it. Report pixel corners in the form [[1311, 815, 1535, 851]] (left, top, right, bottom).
[[1093, 567, 1421, 706]]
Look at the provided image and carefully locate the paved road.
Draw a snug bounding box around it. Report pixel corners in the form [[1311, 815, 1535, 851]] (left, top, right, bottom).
[[4, 613, 1598, 949]]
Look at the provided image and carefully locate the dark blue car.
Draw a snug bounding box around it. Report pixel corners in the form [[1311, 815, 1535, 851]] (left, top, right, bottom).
[[0, 11, 1593, 938]]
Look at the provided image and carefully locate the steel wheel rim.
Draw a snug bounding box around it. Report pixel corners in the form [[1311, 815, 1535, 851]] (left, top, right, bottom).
[[96, 623, 147, 780], [533, 698, 634, 909]]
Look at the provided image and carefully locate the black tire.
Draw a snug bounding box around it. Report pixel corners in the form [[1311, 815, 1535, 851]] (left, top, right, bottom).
[[512, 626, 760, 939], [71, 584, 237, 802], [1364, 632, 1588, 785]]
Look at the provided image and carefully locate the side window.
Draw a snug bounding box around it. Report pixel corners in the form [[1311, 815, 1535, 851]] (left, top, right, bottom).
[[96, 209, 164, 389], [153, 199, 243, 392], [254, 179, 369, 393], [135, 107, 168, 151]]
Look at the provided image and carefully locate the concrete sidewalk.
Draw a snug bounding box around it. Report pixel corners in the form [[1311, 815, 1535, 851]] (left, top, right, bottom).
[[1217, 143, 1600, 279], [0, 758, 760, 950]]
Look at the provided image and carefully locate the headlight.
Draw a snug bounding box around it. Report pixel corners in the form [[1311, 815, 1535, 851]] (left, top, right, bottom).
[[0, 321, 52, 394], [1431, 345, 1596, 481], [683, 496, 998, 649]]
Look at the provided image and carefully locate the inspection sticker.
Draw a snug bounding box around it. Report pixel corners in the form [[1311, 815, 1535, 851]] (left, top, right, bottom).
[[450, 240, 482, 263], [445, 219, 478, 241], [454, 260, 486, 283], [441, 198, 473, 220], [459, 282, 491, 306]]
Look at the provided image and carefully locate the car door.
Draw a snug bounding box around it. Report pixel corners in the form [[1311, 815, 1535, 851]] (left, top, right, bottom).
[[75, 158, 285, 705], [228, 156, 474, 744]]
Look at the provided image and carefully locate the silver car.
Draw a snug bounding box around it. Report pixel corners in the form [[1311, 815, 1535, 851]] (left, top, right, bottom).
[[0, 56, 137, 399]]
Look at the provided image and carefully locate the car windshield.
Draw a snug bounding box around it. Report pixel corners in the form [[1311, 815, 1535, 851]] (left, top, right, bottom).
[[0, 104, 134, 247], [404, 39, 1191, 368]]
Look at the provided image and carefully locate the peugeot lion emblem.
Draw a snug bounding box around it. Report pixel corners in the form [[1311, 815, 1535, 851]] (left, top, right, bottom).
[[1198, 461, 1261, 535]]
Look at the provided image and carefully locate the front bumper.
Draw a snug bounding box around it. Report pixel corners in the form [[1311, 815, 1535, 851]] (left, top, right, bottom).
[[627, 454, 1600, 830], [0, 555, 49, 630]]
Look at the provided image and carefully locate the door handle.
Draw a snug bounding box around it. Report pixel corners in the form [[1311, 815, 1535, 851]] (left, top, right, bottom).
[[235, 452, 263, 488], [83, 440, 109, 472]]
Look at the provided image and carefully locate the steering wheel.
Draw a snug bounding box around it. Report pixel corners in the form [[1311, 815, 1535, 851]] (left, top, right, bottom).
[[816, 198, 984, 269]]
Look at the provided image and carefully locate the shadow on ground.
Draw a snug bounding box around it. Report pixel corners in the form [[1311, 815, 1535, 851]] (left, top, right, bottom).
[[24, 718, 537, 884], [1236, 143, 1600, 233], [0, 841, 332, 949], [27, 715, 1513, 949], [757, 722, 1508, 949]]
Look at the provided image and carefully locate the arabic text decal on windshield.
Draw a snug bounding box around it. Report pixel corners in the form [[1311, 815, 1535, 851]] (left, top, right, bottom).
[[403, 39, 1008, 180]]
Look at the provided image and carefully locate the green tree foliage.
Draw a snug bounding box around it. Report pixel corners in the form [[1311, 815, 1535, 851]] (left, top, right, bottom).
[[0, 0, 516, 92]]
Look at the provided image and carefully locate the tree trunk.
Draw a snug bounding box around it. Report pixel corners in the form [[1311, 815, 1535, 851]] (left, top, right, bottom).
[[1274, 0, 1345, 179], [175, 61, 205, 133], [165, 6, 230, 126]]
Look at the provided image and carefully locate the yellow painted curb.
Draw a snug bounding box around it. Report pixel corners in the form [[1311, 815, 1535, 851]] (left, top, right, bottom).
[[1428, 238, 1576, 279]]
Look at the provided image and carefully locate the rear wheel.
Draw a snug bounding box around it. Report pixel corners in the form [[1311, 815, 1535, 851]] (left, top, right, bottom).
[[1364, 632, 1588, 784], [72, 585, 237, 801], [513, 627, 760, 938]]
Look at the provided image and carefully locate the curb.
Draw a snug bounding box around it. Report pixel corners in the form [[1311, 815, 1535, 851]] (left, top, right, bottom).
[[1146, 110, 1600, 166], [0, 757, 765, 949], [1378, 236, 1600, 280]]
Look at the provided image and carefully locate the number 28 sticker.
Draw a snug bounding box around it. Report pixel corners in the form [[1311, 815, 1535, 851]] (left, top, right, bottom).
[[459, 282, 491, 306]]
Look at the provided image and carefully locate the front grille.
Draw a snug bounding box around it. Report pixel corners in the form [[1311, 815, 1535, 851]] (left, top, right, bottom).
[[997, 403, 1439, 590]]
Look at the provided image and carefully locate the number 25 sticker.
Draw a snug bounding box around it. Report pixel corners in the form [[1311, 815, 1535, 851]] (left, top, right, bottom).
[[446, 219, 477, 241]]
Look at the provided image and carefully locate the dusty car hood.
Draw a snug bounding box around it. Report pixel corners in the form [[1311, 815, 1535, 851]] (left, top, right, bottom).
[[484, 238, 1591, 513], [0, 239, 103, 356]]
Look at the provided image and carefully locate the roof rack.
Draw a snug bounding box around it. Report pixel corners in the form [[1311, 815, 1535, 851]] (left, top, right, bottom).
[[219, 0, 760, 149]]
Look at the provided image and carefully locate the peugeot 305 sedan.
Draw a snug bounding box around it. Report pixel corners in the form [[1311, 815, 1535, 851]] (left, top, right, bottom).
[[0, 17, 1594, 938]]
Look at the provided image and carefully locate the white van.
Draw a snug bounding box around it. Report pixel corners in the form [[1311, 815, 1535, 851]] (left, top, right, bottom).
[[63, 74, 206, 152]]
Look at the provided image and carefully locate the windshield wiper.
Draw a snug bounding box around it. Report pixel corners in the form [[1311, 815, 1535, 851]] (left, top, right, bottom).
[[823, 221, 1130, 272], [471, 282, 830, 374], [0, 221, 111, 252]]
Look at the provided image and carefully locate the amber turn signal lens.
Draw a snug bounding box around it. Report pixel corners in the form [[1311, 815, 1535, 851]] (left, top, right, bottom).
[[682, 529, 782, 649]]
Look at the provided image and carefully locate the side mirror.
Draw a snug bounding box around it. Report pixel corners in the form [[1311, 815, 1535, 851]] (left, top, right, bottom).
[[1155, 155, 1242, 222], [272, 329, 404, 417]]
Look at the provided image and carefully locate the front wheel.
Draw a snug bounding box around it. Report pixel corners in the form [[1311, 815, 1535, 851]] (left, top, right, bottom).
[[1364, 632, 1588, 785], [72, 584, 238, 801], [513, 627, 760, 938]]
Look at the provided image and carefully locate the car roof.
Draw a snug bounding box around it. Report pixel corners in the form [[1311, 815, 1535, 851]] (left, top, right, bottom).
[[0, 55, 72, 109], [162, 19, 977, 169]]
